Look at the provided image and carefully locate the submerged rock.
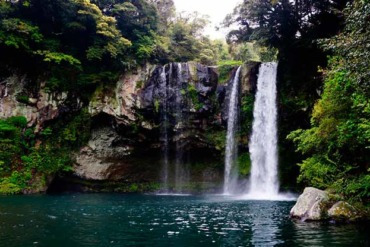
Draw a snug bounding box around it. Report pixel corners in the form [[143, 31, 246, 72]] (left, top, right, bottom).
[[290, 187, 329, 221]]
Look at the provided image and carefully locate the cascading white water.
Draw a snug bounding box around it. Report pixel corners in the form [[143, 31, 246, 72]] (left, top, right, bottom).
[[158, 63, 191, 194], [174, 63, 190, 192], [224, 66, 241, 194], [248, 62, 279, 198], [160, 66, 169, 191]]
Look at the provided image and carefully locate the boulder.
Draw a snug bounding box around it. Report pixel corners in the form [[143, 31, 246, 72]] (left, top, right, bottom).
[[290, 187, 329, 221], [328, 201, 360, 221]]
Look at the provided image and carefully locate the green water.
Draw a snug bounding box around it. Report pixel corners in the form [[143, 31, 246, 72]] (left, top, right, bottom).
[[0, 194, 369, 246]]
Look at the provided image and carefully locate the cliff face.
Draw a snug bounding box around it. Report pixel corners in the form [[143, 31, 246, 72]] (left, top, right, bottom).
[[0, 75, 82, 131], [0, 62, 260, 193], [74, 62, 223, 185]]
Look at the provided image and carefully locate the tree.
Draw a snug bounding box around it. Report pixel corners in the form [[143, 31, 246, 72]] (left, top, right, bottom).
[[148, 0, 175, 35], [166, 12, 209, 62], [224, 0, 348, 47], [322, 0, 370, 94], [288, 0, 370, 201]]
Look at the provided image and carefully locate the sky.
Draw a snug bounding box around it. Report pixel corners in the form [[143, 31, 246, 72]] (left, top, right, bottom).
[[173, 0, 241, 40]]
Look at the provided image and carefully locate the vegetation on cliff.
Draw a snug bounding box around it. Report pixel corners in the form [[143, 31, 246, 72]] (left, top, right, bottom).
[[0, 111, 90, 194]]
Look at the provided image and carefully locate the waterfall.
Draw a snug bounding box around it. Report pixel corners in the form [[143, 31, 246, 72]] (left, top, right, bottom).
[[160, 66, 169, 191], [174, 63, 184, 192], [157, 63, 191, 194], [175, 63, 183, 191], [248, 62, 279, 198], [224, 66, 241, 195], [174, 63, 189, 192]]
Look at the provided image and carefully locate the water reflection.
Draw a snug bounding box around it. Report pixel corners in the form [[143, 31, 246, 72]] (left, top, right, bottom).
[[288, 220, 370, 247]]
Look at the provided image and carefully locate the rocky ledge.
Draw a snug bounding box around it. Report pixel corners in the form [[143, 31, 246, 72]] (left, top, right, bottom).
[[290, 187, 367, 222]]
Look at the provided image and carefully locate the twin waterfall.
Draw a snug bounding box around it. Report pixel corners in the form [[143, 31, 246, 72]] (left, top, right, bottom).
[[159, 62, 280, 198], [224, 62, 280, 198]]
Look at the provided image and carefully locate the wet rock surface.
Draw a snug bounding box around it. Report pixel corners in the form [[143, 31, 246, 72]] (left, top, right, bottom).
[[290, 187, 365, 222], [328, 201, 361, 222], [290, 187, 329, 221], [0, 75, 82, 131]]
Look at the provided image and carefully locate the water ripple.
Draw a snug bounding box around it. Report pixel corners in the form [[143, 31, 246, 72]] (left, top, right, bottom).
[[0, 194, 368, 247]]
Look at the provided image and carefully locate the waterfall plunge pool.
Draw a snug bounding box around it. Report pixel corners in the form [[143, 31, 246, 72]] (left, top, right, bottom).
[[1, 194, 369, 246]]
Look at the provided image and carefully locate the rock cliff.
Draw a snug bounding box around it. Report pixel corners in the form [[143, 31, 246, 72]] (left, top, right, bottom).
[[0, 62, 260, 193]]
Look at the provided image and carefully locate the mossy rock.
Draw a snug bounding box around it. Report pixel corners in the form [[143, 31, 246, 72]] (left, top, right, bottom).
[[328, 201, 361, 222]]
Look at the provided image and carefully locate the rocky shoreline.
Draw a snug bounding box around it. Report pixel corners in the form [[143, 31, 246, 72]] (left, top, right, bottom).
[[290, 187, 369, 222]]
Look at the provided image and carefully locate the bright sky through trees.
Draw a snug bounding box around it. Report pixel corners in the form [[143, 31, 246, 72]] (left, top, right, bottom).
[[173, 0, 241, 39]]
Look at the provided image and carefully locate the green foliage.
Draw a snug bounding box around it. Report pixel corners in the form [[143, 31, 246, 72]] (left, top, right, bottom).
[[16, 94, 29, 104], [129, 183, 139, 192], [0, 110, 90, 194], [238, 152, 251, 176], [229, 42, 261, 62], [0, 0, 138, 92], [0, 178, 22, 194], [0, 0, 233, 96], [134, 35, 156, 60], [295, 156, 337, 189], [34, 50, 81, 67], [224, 0, 347, 47], [187, 84, 203, 111], [321, 0, 370, 92], [0, 116, 27, 169], [288, 55, 370, 201], [240, 94, 255, 135], [217, 60, 242, 84], [149, 11, 233, 65], [204, 130, 226, 151], [154, 99, 160, 113], [114, 182, 160, 193], [75, 0, 131, 60], [207, 40, 231, 63], [5, 116, 28, 129], [0, 18, 43, 50], [342, 173, 370, 201], [54, 109, 92, 148], [136, 80, 144, 89]]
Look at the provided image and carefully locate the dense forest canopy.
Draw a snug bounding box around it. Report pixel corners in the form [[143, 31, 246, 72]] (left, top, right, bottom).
[[0, 0, 231, 92]]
